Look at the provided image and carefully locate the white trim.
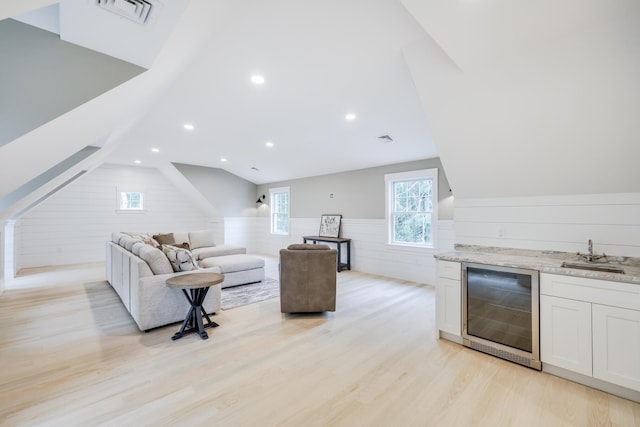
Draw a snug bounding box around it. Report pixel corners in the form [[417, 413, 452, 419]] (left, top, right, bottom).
[[384, 168, 438, 248], [116, 188, 145, 213], [269, 186, 290, 235]]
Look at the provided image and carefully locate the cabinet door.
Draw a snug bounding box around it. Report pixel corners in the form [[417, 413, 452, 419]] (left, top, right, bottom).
[[592, 304, 640, 392], [540, 295, 592, 376], [437, 277, 461, 337]]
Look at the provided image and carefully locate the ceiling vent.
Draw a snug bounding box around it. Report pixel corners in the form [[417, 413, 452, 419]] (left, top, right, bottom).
[[97, 0, 154, 25], [377, 134, 394, 143]]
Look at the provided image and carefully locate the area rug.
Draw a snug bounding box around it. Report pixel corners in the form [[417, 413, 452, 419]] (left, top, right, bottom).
[[221, 277, 280, 310]]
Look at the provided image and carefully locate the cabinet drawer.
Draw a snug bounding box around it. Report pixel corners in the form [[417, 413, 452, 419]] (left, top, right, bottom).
[[540, 273, 640, 311], [438, 260, 461, 281]]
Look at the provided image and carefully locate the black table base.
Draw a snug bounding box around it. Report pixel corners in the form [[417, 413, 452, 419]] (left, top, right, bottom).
[[171, 287, 219, 340], [302, 236, 351, 272]]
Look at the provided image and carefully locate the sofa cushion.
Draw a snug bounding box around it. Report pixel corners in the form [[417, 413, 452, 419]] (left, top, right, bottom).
[[131, 241, 146, 256], [172, 232, 189, 246], [139, 245, 173, 275], [153, 233, 175, 246], [287, 243, 330, 250], [119, 235, 142, 251], [199, 254, 264, 273], [192, 245, 246, 260], [137, 233, 161, 248], [189, 230, 216, 249], [162, 244, 199, 272], [112, 232, 127, 244]]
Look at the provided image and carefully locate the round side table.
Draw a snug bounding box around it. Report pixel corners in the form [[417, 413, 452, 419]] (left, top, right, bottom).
[[166, 272, 224, 340]]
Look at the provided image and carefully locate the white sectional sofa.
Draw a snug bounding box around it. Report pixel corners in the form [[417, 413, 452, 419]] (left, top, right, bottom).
[[106, 230, 265, 331]]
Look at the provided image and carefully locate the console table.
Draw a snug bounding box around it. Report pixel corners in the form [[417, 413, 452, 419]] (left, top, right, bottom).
[[302, 236, 351, 272], [166, 272, 224, 340]]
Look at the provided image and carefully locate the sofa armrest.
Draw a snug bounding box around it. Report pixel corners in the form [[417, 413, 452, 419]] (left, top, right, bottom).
[[129, 266, 222, 331]]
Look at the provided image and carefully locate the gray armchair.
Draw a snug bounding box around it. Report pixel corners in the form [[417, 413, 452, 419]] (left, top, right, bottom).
[[279, 244, 337, 313]]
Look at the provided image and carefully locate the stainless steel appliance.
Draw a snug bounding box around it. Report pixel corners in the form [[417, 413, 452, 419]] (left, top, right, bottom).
[[462, 262, 541, 370]]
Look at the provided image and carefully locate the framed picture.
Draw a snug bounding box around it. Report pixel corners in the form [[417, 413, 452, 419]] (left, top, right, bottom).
[[319, 214, 342, 238]]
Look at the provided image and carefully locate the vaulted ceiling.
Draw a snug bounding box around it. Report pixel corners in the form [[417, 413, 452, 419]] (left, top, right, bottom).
[[1, 0, 639, 217]]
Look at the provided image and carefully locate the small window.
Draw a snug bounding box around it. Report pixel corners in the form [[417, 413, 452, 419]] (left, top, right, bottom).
[[270, 187, 290, 235], [385, 169, 438, 247], [118, 191, 144, 211]]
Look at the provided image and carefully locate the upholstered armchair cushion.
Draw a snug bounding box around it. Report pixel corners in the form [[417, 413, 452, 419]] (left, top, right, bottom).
[[279, 244, 337, 313]]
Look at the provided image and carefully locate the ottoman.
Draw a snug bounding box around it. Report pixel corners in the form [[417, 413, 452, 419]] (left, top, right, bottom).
[[199, 254, 265, 288]]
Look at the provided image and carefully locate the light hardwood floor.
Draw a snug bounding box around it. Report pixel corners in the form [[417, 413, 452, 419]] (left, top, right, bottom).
[[1, 257, 639, 426]]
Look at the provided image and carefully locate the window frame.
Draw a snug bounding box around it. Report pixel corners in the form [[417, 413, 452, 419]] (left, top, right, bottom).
[[269, 186, 290, 235], [385, 168, 438, 248], [116, 189, 146, 213]]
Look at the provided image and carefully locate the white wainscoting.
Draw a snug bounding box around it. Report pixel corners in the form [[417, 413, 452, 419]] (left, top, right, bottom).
[[455, 193, 640, 257], [15, 164, 210, 271], [225, 217, 456, 285]]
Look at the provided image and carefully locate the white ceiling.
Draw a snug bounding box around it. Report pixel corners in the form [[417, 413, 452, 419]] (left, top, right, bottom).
[[11, 0, 437, 185], [6, 0, 637, 199], [98, 0, 436, 184]]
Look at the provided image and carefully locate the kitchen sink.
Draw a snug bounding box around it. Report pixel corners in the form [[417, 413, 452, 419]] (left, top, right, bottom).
[[561, 262, 625, 274]]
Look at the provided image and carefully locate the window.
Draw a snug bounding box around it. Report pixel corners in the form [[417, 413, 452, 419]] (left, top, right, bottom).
[[270, 187, 290, 235], [118, 191, 144, 211], [385, 169, 438, 247]]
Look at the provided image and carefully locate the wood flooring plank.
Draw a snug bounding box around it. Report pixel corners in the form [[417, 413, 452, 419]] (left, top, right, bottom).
[[0, 258, 638, 426]]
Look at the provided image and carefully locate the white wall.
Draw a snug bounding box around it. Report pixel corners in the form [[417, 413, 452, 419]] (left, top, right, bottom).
[[455, 193, 640, 258], [15, 163, 211, 271], [226, 217, 455, 285]]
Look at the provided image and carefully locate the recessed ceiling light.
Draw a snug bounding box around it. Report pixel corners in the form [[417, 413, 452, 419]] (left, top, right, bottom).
[[220, 158, 228, 162], [345, 113, 357, 121], [151, 148, 160, 153], [184, 123, 194, 130], [265, 141, 274, 148], [134, 160, 141, 164], [251, 75, 265, 84]]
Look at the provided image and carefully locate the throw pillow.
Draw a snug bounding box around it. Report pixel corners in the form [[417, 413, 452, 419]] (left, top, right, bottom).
[[188, 230, 215, 249], [174, 242, 191, 250], [137, 233, 160, 248], [153, 233, 176, 246], [162, 244, 199, 272]]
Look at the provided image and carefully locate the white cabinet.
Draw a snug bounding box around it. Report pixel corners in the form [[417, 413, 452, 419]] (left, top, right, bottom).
[[592, 304, 640, 391], [540, 295, 592, 376], [436, 260, 461, 340], [540, 273, 640, 393]]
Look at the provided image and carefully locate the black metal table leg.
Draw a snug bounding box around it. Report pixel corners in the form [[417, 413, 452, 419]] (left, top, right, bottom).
[[171, 287, 219, 341]]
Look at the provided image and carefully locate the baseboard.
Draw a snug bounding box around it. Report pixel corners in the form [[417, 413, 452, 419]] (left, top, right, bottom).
[[438, 330, 463, 344], [543, 363, 640, 403]]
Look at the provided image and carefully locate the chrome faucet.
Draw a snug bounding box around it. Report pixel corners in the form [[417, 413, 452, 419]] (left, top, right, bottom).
[[578, 239, 606, 263]]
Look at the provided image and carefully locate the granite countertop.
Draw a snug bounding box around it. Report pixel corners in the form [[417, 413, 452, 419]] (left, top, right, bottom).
[[436, 245, 640, 285]]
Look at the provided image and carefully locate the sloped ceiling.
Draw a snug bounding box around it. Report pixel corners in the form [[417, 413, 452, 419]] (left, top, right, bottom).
[[1, 0, 639, 210], [0, 18, 145, 147], [401, 0, 640, 199], [0, 0, 226, 201]]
